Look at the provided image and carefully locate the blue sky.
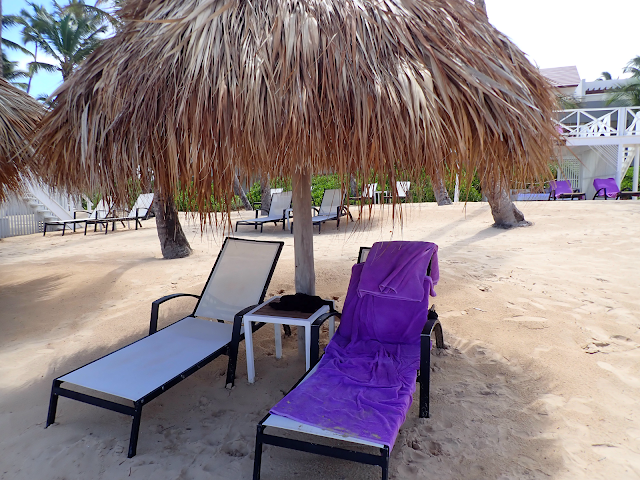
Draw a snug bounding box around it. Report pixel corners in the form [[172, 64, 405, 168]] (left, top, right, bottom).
[[3, 0, 640, 99]]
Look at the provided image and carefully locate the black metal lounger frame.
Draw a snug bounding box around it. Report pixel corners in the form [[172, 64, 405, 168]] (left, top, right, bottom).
[[235, 208, 291, 232], [593, 187, 640, 200], [45, 237, 284, 458], [253, 308, 444, 480]]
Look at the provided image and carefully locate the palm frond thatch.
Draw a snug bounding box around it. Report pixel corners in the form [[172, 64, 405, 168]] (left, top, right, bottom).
[[0, 78, 43, 202], [35, 0, 560, 212]]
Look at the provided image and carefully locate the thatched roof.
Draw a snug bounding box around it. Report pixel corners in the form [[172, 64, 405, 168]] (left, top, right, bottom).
[[35, 0, 559, 210], [0, 78, 44, 202]]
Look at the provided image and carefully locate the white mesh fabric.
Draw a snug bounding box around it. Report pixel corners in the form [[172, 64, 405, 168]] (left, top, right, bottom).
[[268, 191, 292, 217], [397, 182, 410, 197], [318, 189, 341, 215], [194, 238, 280, 321]]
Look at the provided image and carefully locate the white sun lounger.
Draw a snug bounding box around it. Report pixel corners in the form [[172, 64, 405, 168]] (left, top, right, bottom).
[[46, 237, 283, 457], [85, 193, 154, 234], [236, 191, 293, 232]]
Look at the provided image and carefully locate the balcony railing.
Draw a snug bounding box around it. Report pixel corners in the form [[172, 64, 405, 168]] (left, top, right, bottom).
[[556, 107, 640, 138]]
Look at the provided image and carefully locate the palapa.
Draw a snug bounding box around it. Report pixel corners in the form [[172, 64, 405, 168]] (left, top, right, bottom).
[[0, 78, 44, 202], [35, 0, 558, 208], [34, 0, 560, 286]]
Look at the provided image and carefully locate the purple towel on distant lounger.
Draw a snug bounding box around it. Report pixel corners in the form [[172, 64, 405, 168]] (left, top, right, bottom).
[[270, 241, 438, 448], [593, 178, 620, 197]]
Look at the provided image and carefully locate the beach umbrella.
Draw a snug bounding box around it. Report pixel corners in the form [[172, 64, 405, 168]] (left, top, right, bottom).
[[0, 78, 43, 202], [34, 0, 559, 295]]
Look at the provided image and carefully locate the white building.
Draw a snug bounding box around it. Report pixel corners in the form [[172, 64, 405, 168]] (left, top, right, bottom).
[[542, 66, 639, 199]]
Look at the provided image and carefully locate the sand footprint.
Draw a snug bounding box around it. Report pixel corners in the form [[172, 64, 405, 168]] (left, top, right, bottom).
[[597, 361, 640, 388]]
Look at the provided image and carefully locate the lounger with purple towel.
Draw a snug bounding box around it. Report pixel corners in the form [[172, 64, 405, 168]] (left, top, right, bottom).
[[253, 241, 444, 480], [593, 177, 640, 200], [548, 180, 586, 200]]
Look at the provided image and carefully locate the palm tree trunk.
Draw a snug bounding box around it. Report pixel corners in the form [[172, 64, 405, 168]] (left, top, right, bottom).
[[481, 175, 528, 228], [260, 176, 271, 214], [349, 174, 357, 197], [153, 194, 192, 259], [474, 0, 529, 228], [233, 175, 253, 210], [432, 174, 452, 205]]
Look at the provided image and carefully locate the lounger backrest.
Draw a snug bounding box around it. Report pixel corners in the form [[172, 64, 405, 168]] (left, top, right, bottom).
[[397, 181, 410, 198], [270, 188, 284, 195], [357, 246, 371, 264], [593, 177, 620, 197], [194, 238, 284, 322], [317, 189, 342, 216], [268, 191, 292, 217], [363, 183, 377, 198], [550, 180, 572, 196], [93, 199, 112, 218], [127, 193, 154, 218]]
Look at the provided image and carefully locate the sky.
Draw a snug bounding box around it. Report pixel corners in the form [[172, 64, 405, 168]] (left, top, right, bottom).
[[2, 0, 640, 98]]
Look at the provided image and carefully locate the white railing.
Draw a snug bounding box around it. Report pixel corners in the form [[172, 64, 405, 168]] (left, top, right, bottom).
[[557, 107, 640, 138], [0, 195, 42, 239]]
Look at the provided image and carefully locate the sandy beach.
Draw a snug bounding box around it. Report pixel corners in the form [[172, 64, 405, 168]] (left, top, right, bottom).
[[1, 201, 639, 479]]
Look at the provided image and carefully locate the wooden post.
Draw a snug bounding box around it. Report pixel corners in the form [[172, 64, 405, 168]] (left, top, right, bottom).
[[291, 169, 316, 356]]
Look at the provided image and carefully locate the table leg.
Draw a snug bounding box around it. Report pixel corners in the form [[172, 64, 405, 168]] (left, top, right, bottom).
[[274, 323, 282, 359], [245, 319, 256, 384], [304, 325, 311, 371]]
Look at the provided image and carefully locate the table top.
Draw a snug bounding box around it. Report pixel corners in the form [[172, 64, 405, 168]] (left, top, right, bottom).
[[244, 296, 331, 325]]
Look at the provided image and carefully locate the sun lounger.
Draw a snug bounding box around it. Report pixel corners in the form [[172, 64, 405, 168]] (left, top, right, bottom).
[[383, 181, 411, 203], [45, 237, 283, 457], [253, 241, 444, 480], [85, 193, 154, 234], [290, 188, 353, 234], [548, 180, 586, 200], [236, 191, 292, 232], [593, 177, 640, 200], [349, 183, 379, 204]]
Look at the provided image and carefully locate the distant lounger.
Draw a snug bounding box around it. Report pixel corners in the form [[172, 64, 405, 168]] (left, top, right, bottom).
[[236, 191, 292, 232], [253, 241, 444, 480], [45, 237, 283, 457], [593, 177, 640, 200], [290, 188, 353, 234], [85, 193, 154, 234], [548, 180, 585, 200]]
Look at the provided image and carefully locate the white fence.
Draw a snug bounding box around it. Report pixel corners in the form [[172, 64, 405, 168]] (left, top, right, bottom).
[[0, 195, 43, 239]]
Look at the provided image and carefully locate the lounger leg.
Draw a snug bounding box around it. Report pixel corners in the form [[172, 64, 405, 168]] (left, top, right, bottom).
[[310, 323, 320, 369], [43, 224, 47, 236], [253, 425, 265, 480], [128, 403, 143, 458], [45, 380, 61, 427], [226, 311, 244, 388], [61, 223, 66, 236], [381, 446, 390, 480], [419, 330, 431, 418]]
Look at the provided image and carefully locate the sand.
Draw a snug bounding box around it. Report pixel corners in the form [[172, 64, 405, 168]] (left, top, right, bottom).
[[1, 201, 639, 479]]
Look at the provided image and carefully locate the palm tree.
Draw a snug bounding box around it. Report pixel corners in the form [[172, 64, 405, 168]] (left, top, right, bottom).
[[14, 1, 111, 82], [598, 71, 612, 81], [607, 56, 640, 107], [2, 53, 29, 89], [474, 0, 531, 227]]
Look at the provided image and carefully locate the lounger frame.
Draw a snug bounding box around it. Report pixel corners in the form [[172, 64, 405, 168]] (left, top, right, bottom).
[[253, 309, 444, 480], [45, 237, 283, 458]]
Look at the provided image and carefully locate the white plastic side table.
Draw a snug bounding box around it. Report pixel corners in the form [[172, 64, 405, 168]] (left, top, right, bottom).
[[243, 296, 335, 384]]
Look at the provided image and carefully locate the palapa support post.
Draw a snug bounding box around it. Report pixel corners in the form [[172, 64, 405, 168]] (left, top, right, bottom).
[[292, 169, 316, 357]]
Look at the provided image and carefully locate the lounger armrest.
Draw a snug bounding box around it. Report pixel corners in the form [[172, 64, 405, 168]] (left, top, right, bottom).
[[149, 293, 201, 335], [418, 307, 444, 419], [311, 310, 342, 328], [312, 206, 320, 215], [593, 187, 606, 199]]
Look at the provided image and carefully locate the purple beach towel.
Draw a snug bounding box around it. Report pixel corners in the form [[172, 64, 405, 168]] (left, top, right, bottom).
[[593, 178, 620, 198], [549, 180, 573, 198], [270, 241, 438, 448]]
